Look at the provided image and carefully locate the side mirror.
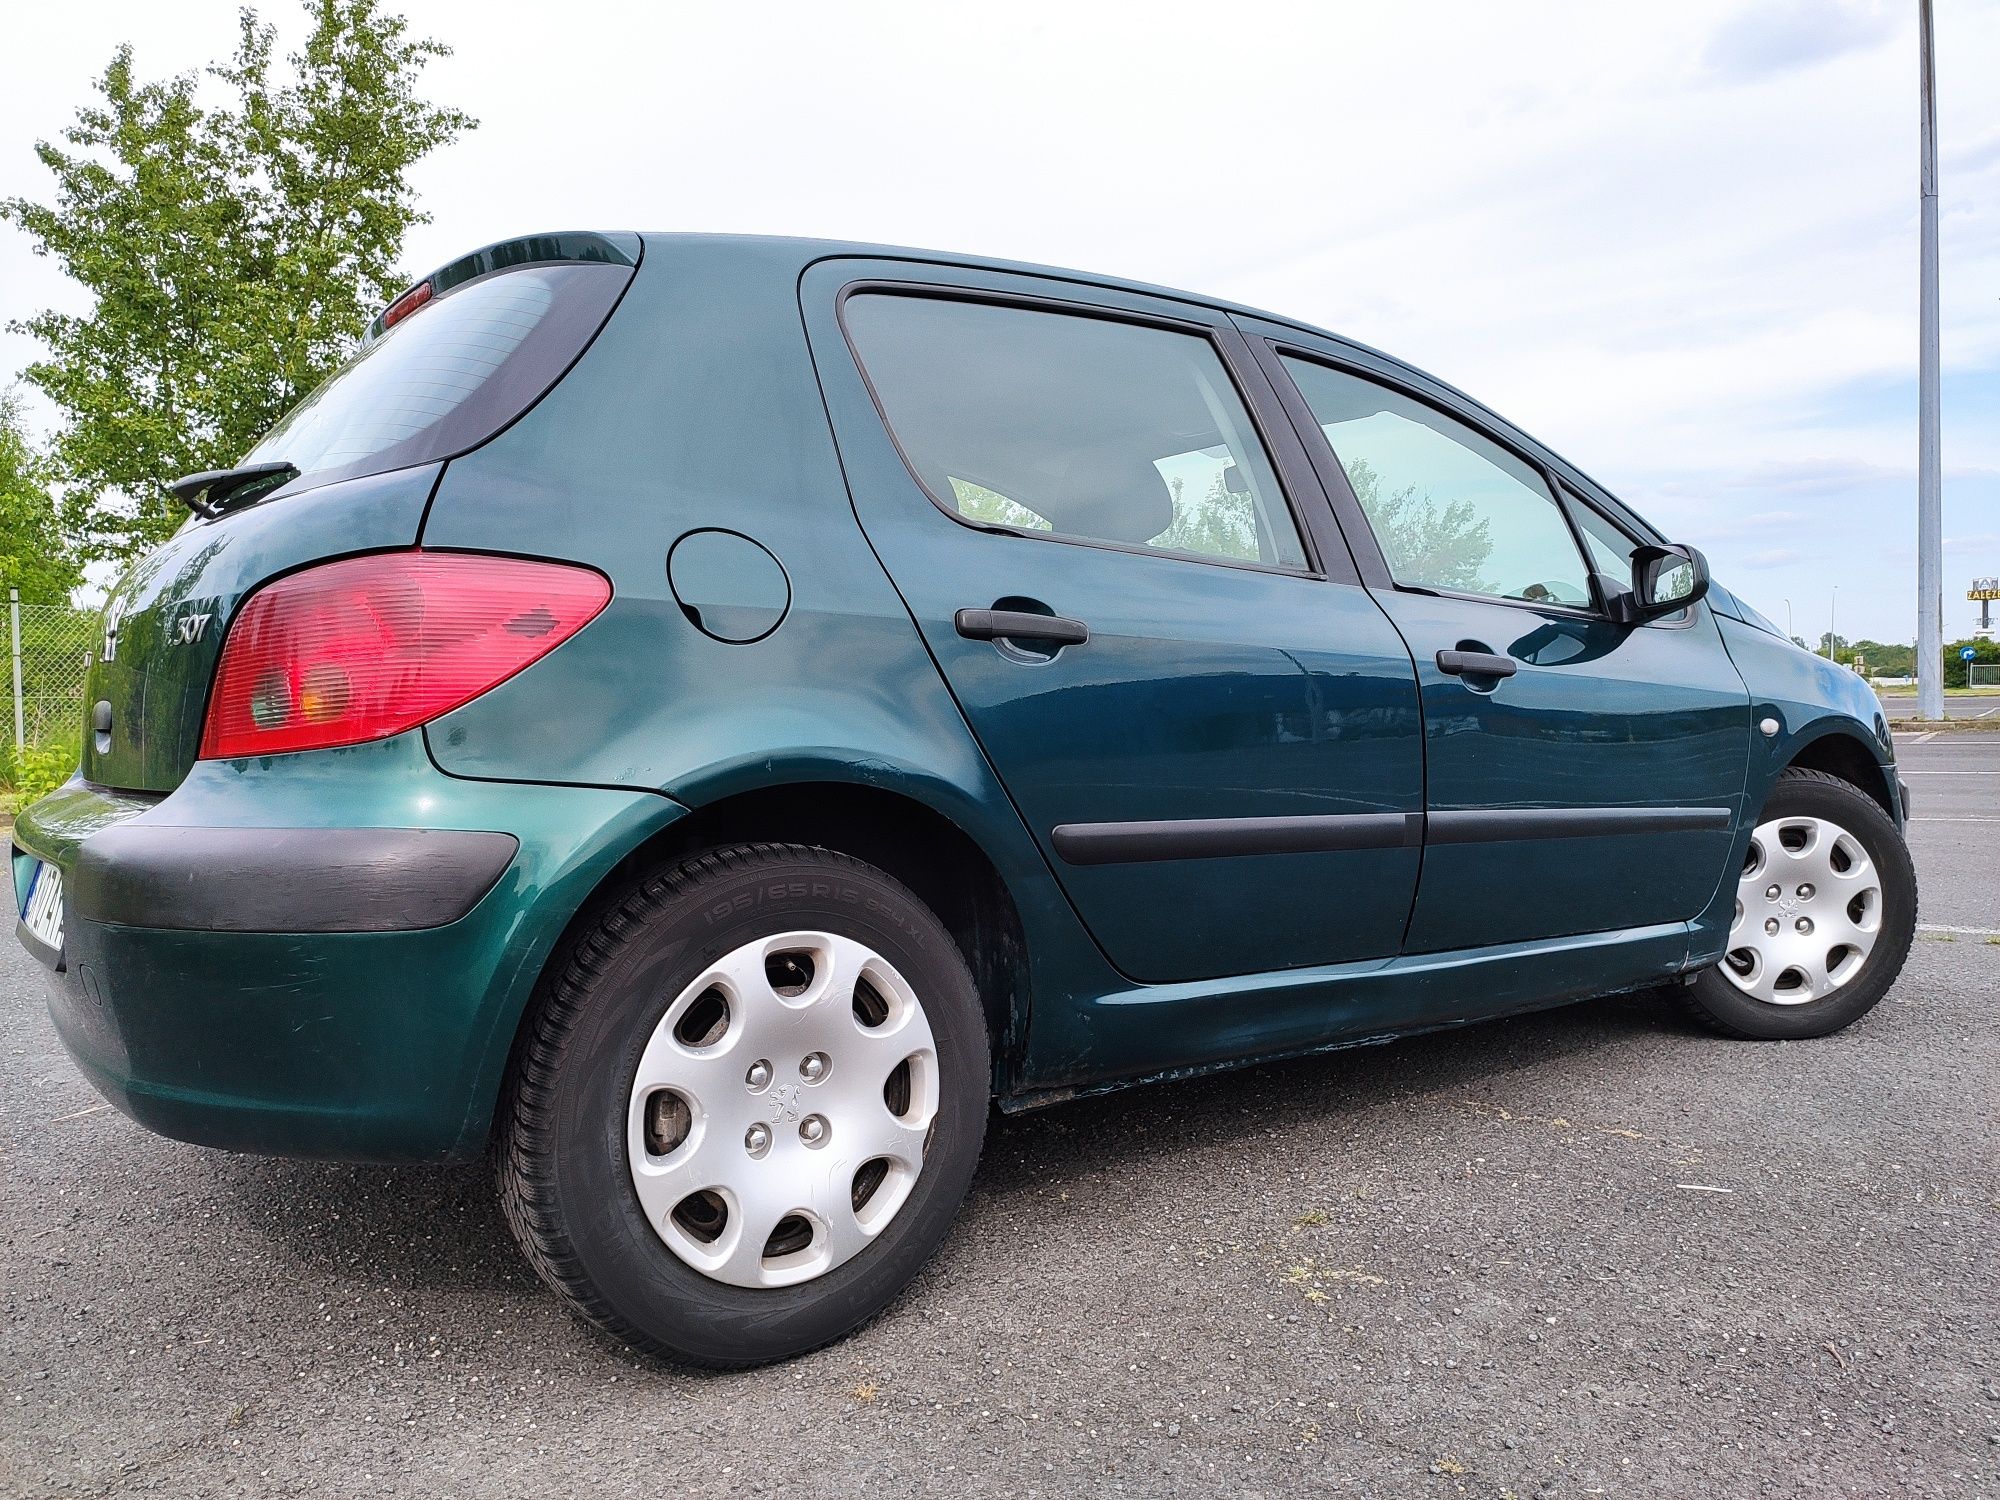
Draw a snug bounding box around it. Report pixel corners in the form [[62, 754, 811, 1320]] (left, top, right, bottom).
[[1608, 544, 1709, 624]]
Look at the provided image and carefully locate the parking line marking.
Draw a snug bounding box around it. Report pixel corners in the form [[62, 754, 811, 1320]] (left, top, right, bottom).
[[1898, 770, 2000, 774], [1910, 816, 2000, 822], [1903, 732, 1939, 743]]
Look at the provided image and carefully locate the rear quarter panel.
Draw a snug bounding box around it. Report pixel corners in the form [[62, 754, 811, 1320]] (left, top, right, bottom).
[[417, 235, 1128, 1089]]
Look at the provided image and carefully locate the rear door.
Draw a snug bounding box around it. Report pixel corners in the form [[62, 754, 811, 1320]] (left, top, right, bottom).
[[802, 263, 1423, 984], [1247, 326, 1752, 953]]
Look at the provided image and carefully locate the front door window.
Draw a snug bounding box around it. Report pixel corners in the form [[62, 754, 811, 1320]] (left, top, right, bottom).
[[1281, 358, 1591, 608]]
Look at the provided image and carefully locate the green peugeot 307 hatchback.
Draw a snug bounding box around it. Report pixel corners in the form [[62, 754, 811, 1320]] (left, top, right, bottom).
[[11, 232, 1916, 1366]]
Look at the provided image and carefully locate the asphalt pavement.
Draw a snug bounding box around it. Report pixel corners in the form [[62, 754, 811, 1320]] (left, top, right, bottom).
[[3, 738, 1995, 1498], [1874, 691, 2000, 722]]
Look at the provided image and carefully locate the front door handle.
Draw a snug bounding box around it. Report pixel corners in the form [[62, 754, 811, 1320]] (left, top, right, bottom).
[[1436, 647, 1517, 678], [955, 608, 1090, 647]]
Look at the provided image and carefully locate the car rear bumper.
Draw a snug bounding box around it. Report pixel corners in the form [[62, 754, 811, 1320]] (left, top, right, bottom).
[[10, 734, 683, 1162], [70, 824, 519, 932]]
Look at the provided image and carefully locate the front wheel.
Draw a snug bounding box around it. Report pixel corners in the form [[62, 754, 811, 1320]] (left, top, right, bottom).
[[1685, 766, 1917, 1040], [496, 843, 990, 1367]]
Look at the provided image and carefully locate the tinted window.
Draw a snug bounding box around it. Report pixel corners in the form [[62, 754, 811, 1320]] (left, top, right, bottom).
[[1568, 492, 1638, 579], [1282, 358, 1590, 607], [1567, 493, 1697, 620], [242, 262, 631, 490], [843, 295, 1308, 569]]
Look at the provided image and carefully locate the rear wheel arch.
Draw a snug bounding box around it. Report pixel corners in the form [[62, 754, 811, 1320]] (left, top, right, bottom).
[[498, 780, 1031, 1130], [1783, 728, 1895, 816]]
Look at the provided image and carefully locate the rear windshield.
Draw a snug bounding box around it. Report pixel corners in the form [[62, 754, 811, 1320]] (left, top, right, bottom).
[[241, 260, 632, 490]]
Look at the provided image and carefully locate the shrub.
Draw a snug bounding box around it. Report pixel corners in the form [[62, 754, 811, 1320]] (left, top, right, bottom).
[[1, 738, 80, 813]]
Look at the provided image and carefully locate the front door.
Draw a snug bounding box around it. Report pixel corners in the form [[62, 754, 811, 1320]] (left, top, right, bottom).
[[1260, 335, 1753, 954], [803, 264, 1425, 983]]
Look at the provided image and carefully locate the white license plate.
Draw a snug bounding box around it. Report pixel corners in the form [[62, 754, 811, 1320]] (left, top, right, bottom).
[[20, 860, 65, 954]]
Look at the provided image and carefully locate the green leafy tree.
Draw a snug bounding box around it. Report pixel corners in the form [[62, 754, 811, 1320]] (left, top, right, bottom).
[[1154, 472, 1260, 562], [1344, 457, 1492, 590], [1, 0, 473, 561], [0, 393, 81, 604], [1841, 639, 1913, 677], [1945, 637, 1999, 689], [947, 477, 1051, 532]]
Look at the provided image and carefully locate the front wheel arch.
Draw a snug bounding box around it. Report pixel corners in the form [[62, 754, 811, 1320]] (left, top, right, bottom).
[[1784, 727, 1896, 818]]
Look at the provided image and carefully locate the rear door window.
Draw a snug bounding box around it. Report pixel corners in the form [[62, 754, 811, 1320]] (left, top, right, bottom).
[[841, 294, 1310, 570], [242, 255, 632, 491]]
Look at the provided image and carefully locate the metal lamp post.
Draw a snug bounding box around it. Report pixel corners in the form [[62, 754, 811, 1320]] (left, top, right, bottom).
[[1917, 0, 1945, 718]]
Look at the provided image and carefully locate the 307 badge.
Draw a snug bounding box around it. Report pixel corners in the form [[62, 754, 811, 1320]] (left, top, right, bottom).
[[169, 612, 212, 645]]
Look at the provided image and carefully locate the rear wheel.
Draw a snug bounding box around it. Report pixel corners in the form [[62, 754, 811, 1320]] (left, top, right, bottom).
[[1685, 767, 1916, 1040], [497, 843, 989, 1366]]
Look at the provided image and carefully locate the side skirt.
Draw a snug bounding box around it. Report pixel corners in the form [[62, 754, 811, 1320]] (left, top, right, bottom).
[[1008, 919, 1693, 1107]]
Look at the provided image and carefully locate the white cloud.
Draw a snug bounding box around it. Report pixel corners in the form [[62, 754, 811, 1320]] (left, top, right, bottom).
[[1702, 0, 1900, 79], [1739, 548, 1810, 569], [1, 0, 1994, 642]]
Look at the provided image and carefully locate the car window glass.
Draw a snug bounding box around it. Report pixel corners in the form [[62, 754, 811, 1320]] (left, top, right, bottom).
[[1281, 357, 1590, 606], [241, 262, 630, 491], [1564, 491, 1692, 619], [843, 295, 1309, 569], [1568, 493, 1639, 580]]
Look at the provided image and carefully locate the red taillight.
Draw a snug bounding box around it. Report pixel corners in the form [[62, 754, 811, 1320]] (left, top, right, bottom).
[[200, 551, 610, 760], [380, 279, 433, 330]]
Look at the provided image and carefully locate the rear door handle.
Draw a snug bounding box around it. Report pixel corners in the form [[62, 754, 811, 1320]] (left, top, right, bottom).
[[955, 608, 1090, 646], [1436, 648, 1517, 678]]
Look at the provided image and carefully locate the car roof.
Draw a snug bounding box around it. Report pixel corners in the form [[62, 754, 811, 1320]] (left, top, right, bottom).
[[480, 230, 1645, 538], [630, 233, 1603, 496], [640, 229, 1388, 359]]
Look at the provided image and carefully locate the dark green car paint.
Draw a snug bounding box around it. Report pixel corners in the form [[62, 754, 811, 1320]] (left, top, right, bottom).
[[29, 733, 681, 1159], [1236, 317, 1758, 954], [1685, 614, 1904, 968], [10, 232, 1903, 1161], [1360, 586, 1752, 952], [800, 259, 1427, 984]]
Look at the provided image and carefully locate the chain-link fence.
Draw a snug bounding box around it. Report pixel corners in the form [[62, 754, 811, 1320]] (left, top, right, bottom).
[[9, 592, 95, 751]]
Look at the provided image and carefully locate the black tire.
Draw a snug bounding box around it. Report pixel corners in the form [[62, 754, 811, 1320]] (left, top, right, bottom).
[[1684, 767, 1917, 1040], [496, 842, 990, 1367]]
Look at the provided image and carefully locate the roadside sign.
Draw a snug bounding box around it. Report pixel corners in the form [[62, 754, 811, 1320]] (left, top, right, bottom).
[[1964, 647, 1979, 661]]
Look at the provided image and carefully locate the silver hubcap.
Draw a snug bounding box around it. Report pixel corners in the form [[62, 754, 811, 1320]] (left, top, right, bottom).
[[626, 931, 939, 1288], [1724, 815, 1882, 1004]]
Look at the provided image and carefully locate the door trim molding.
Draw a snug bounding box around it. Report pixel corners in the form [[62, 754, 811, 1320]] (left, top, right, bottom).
[[1051, 812, 1420, 865], [1426, 807, 1732, 844]]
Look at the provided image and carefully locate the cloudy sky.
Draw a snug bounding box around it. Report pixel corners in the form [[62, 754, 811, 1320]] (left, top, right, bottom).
[[4, 0, 1995, 643]]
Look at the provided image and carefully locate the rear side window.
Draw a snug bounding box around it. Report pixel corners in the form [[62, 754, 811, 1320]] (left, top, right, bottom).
[[841, 294, 1309, 570], [1281, 357, 1591, 608], [242, 261, 631, 490]]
